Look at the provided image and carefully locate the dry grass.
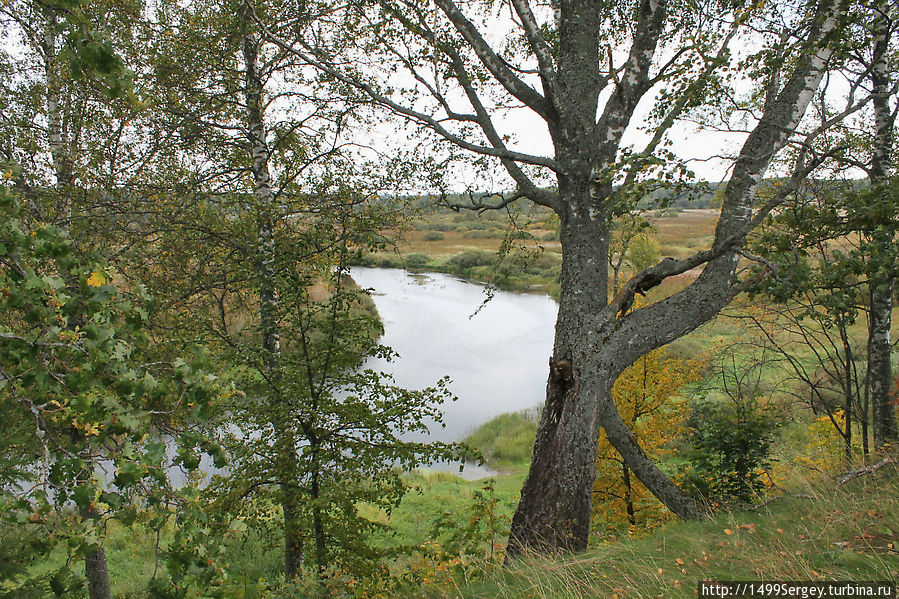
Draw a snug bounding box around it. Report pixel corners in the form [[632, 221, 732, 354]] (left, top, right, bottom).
[[448, 461, 899, 599]]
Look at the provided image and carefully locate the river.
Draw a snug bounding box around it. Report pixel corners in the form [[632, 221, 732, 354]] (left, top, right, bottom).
[[350, 267, 558, 444]]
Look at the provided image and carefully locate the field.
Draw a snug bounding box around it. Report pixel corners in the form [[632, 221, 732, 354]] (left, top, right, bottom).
[[360, 204, 721, 299]]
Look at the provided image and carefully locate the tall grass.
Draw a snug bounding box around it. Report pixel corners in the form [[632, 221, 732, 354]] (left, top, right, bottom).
[[459, 461, 898, 598]]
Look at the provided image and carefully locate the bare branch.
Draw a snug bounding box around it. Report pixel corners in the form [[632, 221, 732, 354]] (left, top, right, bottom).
[[431, 0, 553, 120]]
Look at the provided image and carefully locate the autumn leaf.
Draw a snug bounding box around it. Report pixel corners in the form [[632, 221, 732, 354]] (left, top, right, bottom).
[[87, 271, 106, 287]]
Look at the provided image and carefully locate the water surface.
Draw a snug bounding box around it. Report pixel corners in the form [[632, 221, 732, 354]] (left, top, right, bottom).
[[350, 267, 558, 444]]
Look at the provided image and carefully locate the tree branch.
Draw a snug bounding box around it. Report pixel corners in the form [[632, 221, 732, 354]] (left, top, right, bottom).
[[431, 0, 553, 120]]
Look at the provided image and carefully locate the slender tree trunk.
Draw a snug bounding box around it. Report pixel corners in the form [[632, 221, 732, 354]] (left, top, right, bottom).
[[41, 7, 73, 225], [82, 507, 113, 599], [621, 464, 635, 527], [869, 283, 895, 448], [242, 24, 304, 579], [311, 468, 326, 576], [844, 392, 853, 462], [84, 547, 112, 599], [868, 0, 896, 451]]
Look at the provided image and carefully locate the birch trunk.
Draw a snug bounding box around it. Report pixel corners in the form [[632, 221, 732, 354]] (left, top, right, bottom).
[[868, 0, 896, 450], [242, 26, 304, 578], [41, 7, 73, 225]]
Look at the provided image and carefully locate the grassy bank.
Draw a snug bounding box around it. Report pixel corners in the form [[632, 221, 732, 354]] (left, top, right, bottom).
[[462, 410, 540, 469], [461, 462, 899, 599]]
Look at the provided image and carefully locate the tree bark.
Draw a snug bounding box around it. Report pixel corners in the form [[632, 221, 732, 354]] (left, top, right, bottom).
[[508, 197, 610, 556], [868, 0, 896, 451], [84, 546, 113, 599], [870, 282, 895, 449], [242, 24, 305, 579], [41, 7, 74, 226], [621, 464, 635, 527]]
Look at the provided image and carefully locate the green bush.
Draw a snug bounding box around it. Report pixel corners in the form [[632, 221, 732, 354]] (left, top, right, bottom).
[[449, 250, 495, 270], [541, 230, 560, 241], [404, 253, 431, 269], [683, 397, 778, 506], [422, 231, 445, 241], [463, 411, 539, 466], [462, 230, 502, 239], [423, 222, 455, 232], [377, 254, 404, 268]]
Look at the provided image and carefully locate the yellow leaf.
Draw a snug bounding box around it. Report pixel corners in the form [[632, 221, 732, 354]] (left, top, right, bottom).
[[675, 558, 685, 565], [724, 528, 733, 535], [86, 271, 106, 287]]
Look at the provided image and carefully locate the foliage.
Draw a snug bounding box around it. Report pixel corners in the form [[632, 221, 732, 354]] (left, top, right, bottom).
[[626, 234, 662, 273], [593, 350, 702, 533], [0, 188, 226, 596], [684, 396, 778, 507], [449, 250, 496, 271], [748, 179, 899, 457], [425, 479, 512, 581]]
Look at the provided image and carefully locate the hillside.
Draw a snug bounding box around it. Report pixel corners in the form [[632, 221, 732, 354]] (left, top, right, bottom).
[[450, 462, 899, 598]]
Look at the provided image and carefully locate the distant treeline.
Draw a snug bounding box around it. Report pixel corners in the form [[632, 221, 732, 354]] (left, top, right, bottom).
[[394, 178, 868, 213]]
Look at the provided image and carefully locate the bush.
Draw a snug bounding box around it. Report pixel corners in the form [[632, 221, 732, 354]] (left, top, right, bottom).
[[541, 230, 560, 241], [462, 230, 502, 239], [683, 397, 778, 506], [377, 254, 404, 268], [404, 253, 431, 269], [449, 250, 495, 270], [422, 231, 445, 241], [423, 222, 455, 232]]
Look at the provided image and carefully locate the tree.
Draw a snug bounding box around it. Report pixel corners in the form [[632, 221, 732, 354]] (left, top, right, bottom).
[[134, 0, 464, 581], [863, 0, 896, 450], [248, 0, 864, 554], [683, 351, 779, 505], [746, 179, 899, 461], [0, 187, 224, 598], [0, 1, 160, 594]]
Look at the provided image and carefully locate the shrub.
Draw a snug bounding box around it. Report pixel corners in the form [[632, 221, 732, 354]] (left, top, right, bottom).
[[404, 253, 431, 269], [377, 254, 404, 268], [449, 250, 495, 270], [423, 223, 455, 232], [541, 230, 560, 241], [422, 231, 445, 241], [463, 411, 538, 466], [462, 230, 502, 239], [683, 396, 778, 506]]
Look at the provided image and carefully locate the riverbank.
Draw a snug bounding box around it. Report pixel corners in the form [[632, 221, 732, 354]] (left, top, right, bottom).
[[356, 204, 721, 299], [25, 412, 895, 598]]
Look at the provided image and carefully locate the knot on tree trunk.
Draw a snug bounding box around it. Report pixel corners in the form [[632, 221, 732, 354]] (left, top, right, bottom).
[[548, 357, 576, 423]]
